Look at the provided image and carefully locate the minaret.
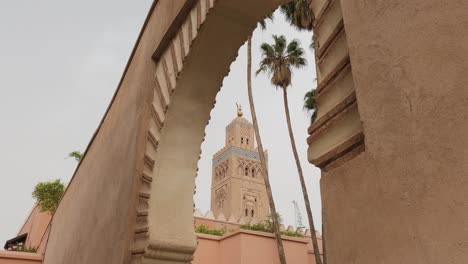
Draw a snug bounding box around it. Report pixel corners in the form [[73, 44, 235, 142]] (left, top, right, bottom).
[[210, 104, 269, 221]]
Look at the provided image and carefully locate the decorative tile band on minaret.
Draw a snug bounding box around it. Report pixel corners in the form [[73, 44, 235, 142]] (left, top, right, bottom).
[[210, 110, 270, 222]]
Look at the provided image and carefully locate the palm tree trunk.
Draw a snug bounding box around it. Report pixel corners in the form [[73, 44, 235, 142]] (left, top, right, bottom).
[[322, 218, 327, 264], [247, 35, 287, 264], [281, 87, 322, 264]]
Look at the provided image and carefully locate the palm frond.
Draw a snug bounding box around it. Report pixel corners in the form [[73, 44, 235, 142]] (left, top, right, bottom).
[[303, 89, 317, 123], [272, 35, 287, 55], [260, 43, 275, 59], [257, 34, 307, 89], [280, 0, 314, 31], [258, 13, 274, 30], [287, 39, 307, 67], [303, 89, 316, 111], [256, 64, 268, 76]]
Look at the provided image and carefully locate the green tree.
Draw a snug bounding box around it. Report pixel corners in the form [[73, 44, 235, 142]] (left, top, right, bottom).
[[304, 89, 317, 123], [246, 14, 288, 264], [257, 35, 322, 264], [68, 151, 83, 162], [32, 179, 65, 213]]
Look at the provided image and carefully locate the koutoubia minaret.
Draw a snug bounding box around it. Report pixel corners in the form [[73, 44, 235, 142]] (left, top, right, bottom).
[[210, 104, 269, 221]]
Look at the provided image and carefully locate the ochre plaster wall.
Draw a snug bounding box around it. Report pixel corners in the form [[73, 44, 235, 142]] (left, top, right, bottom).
[[42, 1, 193, 264], [16, 206, 51, 254], [320, 1, 468, 263]]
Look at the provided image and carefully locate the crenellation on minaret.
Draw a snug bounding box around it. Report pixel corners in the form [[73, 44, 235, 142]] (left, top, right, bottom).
[[210, 112, 269, 221]]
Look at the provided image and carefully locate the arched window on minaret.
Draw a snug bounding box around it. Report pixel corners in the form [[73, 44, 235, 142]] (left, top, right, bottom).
[[246, 138, 249, 145], [244, 167, 249, 176], [241, 137, 244, 144], [251, 210, 254, 217], [245, 209, 248, 217], [251, 168, 255, 178]]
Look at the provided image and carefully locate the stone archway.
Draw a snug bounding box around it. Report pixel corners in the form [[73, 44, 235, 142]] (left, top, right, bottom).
[[42, 0, 468, 264], [43, 1, 293, 264]]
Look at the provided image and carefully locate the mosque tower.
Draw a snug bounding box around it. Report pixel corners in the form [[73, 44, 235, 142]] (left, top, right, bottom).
[[210, 104, 269, 221]]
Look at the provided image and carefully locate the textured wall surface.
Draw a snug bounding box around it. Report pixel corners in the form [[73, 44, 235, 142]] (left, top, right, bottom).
[[38, 0, 468, 263], [16, 206, 51, 254], [43, 1, 192, 264], [320, 1, 468, 263]]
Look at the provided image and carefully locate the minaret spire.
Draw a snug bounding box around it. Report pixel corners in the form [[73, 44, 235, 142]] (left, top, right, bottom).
[[236, 102, 243, 117]]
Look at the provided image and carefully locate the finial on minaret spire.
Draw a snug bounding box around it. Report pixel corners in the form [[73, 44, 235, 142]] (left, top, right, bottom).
[[236, 103, 243, 117]]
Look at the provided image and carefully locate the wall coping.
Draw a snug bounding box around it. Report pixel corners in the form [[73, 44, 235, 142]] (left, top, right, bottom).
[[196, 229, 309, 244], [0, 251, 43, 260], [194, 216, 241, 226]]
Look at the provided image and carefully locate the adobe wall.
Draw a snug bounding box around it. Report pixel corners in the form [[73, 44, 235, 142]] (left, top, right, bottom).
[[16, 206, 51, 254], [43, 1, 194, 264], [320, 1, 468, 263]]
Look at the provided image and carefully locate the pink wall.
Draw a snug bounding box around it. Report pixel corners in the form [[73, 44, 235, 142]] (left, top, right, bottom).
[[0, 251, 42, 264], [192, 234, 220, 263], [192, 230, 319, 264]]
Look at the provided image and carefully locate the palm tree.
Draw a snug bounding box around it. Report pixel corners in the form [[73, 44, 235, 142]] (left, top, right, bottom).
[[280, 0, 314, 31], [257, 35, 322, 264], [246, 15, 288, 264], [303, 89, 317, 123]]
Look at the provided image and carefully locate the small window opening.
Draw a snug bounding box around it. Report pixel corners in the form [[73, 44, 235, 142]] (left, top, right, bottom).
[[245, 167, 249, 176], [251, 168, 255, 177], [251, 210, 254, 217], [245, 209, 248, 216], [246, 138, 249, 144], [241, 137, 244, 144]]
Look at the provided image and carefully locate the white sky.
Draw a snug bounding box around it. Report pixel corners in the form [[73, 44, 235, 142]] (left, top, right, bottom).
[[0, 1, 321, 243]]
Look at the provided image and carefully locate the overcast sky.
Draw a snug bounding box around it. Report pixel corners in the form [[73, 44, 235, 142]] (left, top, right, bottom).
[[0, 1, 321, 243]]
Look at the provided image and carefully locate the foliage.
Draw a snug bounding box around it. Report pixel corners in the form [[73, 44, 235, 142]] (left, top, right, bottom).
[[280, 0, 314, 31], [241, 213, 281, 233], [68, 151, 83, 162], [240, 214, 302, 237], [195, 225, 225, 236], [32, 180, 65, 213], [303, 89, 317, 123], [256, 35, 307, 89], [267, 212, 283, 226], [258, 13, 274, 30], [241, 222, 273, 233], [14, 244, 38, 253], [240, 222, 303, 238], [281, 230, 303, 238]]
